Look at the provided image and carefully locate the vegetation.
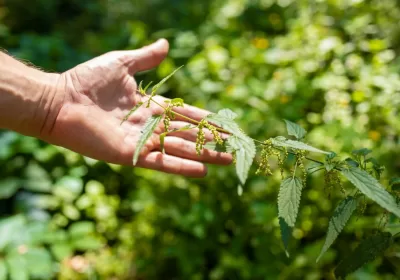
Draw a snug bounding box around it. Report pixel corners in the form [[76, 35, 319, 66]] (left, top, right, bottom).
[[1, 0, 400, 279]]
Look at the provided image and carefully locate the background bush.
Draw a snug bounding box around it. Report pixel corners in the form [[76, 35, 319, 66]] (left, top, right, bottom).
[[0, 0, 400, 279]]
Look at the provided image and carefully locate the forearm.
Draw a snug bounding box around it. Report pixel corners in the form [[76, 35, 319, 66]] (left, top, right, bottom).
[[0, 52, 62, 138]]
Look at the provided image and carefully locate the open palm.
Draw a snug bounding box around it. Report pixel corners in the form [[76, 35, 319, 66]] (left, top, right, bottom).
[[48, 39, 231, 177]]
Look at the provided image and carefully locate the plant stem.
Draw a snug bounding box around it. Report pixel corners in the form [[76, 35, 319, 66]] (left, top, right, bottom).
[[144, 92, 325, 166]]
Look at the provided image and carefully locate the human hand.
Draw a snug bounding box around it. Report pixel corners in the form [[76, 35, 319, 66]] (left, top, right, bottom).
[[44, 39, 231, 177]]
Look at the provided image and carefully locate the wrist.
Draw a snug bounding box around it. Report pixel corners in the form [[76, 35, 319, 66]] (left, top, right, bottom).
[[0, 53, 65, 139]]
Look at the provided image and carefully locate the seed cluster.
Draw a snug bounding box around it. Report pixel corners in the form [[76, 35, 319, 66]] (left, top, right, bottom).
[[195, 120, 224, 155], [204, 122, 223, 145], [324, 169, 343, 198], [163, 115, 171, 132], [196, 120, 207, 155], [295, 150, 307, 184], [256, 140, 287, 178]]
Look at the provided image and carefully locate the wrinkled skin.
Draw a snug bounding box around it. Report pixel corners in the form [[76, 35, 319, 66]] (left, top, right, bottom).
[[45, 39, 231, 177]]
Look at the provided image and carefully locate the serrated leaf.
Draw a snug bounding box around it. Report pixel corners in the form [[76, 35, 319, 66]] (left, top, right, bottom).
[[278, 177, 303, 227], [143, 81, 153, 93], [284, 120, 307, 140], [271, 137, 329, 154], [121, 102, 144, 125], [206, 109, 255, 185], [152, 66, 183, 94], [133, 115, 162, 165], [204, 140, 234, 153], [279, 217, 292, 257], [205, 109, 242, 136], [335, 232, 392, 278], [345, 158, 359, 167], [352, 148, 372, 156], [341, 167, 400, 218], [217, 109, 237, 120], [317, 196, 358, 262], [227, 136, 256, 185], [0, 260, 7, 279]]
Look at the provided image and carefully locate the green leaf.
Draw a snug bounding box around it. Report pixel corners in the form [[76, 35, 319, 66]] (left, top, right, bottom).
[[71, 236, 103, 251], [206, 109, 255, 185], [0, 178, 20, 199], [206, 109, 242, 135], [341, 167, 400, 218], [326, 152, 337, 160], [133, 114, 162, 165], [204, 140, 234, 153], [0, 215, 26, 251], [23, 162, 52, 192], [170, 98, 184, 107], [345, 158, 359, 167], [279, 217, 292, 258], [352, 148, 372, 156], [25, 247, 54, 278], [6, 254, 28, 280], [51, 243, 73, 261], [120, 102, 144, 125], [227, 136, 256, 185], [68, 221, 95, 238], [335, 232, 392, 278], [317, 196, 358, 262], [217, 109, 237, 120], [0, 260, 7, 279], [278, 177, 303, 227], [271, 137, 329, 154], [143, 81, 153, 93], [152, 66, 183, 94], [390, 178, 400, 188], [284, 120, 307, 140]]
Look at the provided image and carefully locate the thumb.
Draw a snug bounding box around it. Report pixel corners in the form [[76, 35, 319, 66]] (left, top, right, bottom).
[[121, 39, 169, 75]]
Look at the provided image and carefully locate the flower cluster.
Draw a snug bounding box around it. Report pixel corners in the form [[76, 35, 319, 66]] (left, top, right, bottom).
[[196, 120, 207, 155], [324, 169, 343, 197], [256, 140, 287, 178]]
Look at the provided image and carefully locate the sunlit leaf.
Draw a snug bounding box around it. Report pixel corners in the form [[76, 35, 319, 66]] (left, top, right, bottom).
[[341, 167, 400, 218], [133, 115, 162, 165], [152, 66, 183, 94], [278, 177, 303, 227], [317, 196, 358, 262], [206, 109, 255, 185], [227, 136, 256, 185], [271, 137, 329, 154], [121, 102, 144, 125], [284, 119, 306, 140]]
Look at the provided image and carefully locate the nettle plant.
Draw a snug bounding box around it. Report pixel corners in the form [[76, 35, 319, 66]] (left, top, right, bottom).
[[122, 68, 400, 278]]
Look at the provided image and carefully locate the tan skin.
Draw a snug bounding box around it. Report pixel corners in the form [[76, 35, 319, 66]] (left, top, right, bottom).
[[0, 39, 231, 177]]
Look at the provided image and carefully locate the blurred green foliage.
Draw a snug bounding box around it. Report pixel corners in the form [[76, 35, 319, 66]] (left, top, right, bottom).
[[1, 0, 400, 279]]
